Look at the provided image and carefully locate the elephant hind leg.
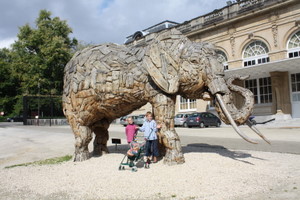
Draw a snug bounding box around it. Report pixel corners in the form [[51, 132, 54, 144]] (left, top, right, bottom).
[[92, 119, 110, 156]]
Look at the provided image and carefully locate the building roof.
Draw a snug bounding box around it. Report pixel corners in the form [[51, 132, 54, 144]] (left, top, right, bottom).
[[124, 20, 179, 44]]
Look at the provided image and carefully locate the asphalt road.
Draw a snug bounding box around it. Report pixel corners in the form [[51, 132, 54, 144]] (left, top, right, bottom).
[[0, 122, 299, 168], [113, 124, 300, 155]]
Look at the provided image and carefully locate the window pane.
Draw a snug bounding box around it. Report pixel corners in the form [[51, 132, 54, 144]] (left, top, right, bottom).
[[254, 96, 258, 104], [288, 31, 300, 49], [254, 87, 257, 94], [261, 95, 265, 103], [258, 77, 272, 104], [292, 83, 296, 92], [297, 73, 300, 82], [291, 74, 296, 82]]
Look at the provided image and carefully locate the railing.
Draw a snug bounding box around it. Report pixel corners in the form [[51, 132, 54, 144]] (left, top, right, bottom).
[[26, 118, 68, 126], [239, 0, 265, 9], [177, 0, 281, 33]]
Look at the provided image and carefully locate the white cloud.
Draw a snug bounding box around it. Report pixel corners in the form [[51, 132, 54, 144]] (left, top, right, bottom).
[[0, 37, 16, 49], [0, 0, 229, 46]]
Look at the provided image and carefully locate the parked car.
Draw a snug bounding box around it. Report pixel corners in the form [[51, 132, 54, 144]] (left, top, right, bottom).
[[120, 115, 139, 126], [120, 116, 128, 126], [7, 115, 23, 122], [134, 114, 145, 126], [186, 112, 221, 128], [174, 113, 191, 127]]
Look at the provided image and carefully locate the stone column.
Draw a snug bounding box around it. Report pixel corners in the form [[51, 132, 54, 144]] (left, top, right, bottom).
[[270, 71, 292, 115]]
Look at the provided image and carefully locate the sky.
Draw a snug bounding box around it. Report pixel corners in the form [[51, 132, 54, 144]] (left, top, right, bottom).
[[0, 0, 230, 48]]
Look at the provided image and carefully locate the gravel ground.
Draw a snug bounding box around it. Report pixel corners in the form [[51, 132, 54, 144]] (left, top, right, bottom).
[[1, 146, 299, 200]]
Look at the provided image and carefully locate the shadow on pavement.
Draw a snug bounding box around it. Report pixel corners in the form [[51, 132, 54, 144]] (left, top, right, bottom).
[[183, 143, 266, 165]]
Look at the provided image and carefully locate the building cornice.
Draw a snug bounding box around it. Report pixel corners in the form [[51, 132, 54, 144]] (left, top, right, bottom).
[[177, 0, 298, 37]]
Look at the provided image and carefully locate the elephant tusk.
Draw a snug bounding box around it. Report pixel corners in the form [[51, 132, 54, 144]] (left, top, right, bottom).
[[216, 94, 258, 144], [246, 120, 271, 145]]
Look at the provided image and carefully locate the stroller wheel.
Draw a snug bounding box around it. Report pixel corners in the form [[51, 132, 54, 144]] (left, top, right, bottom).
[[122, 166, 125, 170], [118, 166, 122, 170], [131, 167, 137, 172]]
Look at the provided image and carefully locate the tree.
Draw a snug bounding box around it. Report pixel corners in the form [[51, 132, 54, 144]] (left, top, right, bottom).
[[12, 10, 78, 96], [74, 40, 95, 52], [0, 48, 19, 116]]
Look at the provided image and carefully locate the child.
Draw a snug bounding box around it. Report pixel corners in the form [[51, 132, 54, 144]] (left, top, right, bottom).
[[127, 142, 140, 157], [137, 111, 160, 163], [127, 142, 141, 168], [125, 117, 138, 144]]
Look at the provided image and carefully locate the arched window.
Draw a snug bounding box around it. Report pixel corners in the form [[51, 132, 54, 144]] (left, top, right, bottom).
[[216, 50, 228, 70], [243, 40, 269, 67], [288, 30, 300, 58]]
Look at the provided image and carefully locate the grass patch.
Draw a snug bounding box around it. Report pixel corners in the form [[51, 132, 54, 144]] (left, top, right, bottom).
[[5, 155, 72, 169]]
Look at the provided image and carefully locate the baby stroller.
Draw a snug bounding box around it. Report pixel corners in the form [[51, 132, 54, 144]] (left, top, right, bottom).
[[118, 135, 149, 172]]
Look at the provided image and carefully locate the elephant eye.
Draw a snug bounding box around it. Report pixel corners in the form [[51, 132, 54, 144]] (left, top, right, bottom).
[[191, 59, 198, 64]]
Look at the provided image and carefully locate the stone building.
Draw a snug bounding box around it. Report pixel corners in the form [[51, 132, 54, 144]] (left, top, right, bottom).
[[127, 0, 300, 120]]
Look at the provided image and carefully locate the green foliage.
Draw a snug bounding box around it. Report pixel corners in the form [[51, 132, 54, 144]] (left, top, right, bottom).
[[25, 96, 64, 118], [5, 155, 72, 169], [0, 48, 19, 115], [12, 10, 77, 96], [74, 40, 95, 52], [0, 9, 78, 116], [0, 116, 6, 122]]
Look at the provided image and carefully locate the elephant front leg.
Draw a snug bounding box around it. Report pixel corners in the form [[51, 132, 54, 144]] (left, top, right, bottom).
[[152, 94, 185, 165], [74, 125, 93, 161]]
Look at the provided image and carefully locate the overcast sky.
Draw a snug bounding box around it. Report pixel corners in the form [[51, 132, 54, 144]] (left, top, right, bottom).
[[0, 0, 230, 48]]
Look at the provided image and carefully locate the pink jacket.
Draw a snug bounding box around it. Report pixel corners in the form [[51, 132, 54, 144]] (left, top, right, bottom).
[[125, 124, 137, 143]]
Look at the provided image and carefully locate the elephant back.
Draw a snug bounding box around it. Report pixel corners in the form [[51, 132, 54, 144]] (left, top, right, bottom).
[[63, 43, 135, 96]]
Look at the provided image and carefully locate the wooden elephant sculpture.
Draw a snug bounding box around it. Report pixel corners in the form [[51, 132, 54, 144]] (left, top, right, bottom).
[[63, 28, 269, 164]]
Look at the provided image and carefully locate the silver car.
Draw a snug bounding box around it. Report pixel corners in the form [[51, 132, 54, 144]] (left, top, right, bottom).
[[174, 113, 191, 127], [134, 114, 145, 126], [120, 116, 128, 126], [120, 115, 139, 126]]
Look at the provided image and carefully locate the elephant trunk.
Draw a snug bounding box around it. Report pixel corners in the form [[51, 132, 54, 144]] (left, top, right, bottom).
[[214, 75, 254, 126], [207, 75, 259, 144]]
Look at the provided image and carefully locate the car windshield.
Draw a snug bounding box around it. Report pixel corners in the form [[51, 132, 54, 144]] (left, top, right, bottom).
[[176, 114, 183, 118]]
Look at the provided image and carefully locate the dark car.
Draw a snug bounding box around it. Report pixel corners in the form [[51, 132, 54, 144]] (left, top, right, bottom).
[[186, 112, 221, 128], [7, 115, 24, 122], [174, 113, 191, 127]]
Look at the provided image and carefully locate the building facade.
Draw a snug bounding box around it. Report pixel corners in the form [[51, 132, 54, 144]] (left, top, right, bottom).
[[127, 0, 300, 120]]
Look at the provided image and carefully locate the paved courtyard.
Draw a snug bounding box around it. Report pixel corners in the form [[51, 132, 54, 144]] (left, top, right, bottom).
[[0, 122, 299, 199]]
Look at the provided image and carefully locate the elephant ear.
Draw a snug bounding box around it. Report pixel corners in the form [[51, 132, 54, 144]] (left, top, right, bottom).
[[143, 43, 180, 94]]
